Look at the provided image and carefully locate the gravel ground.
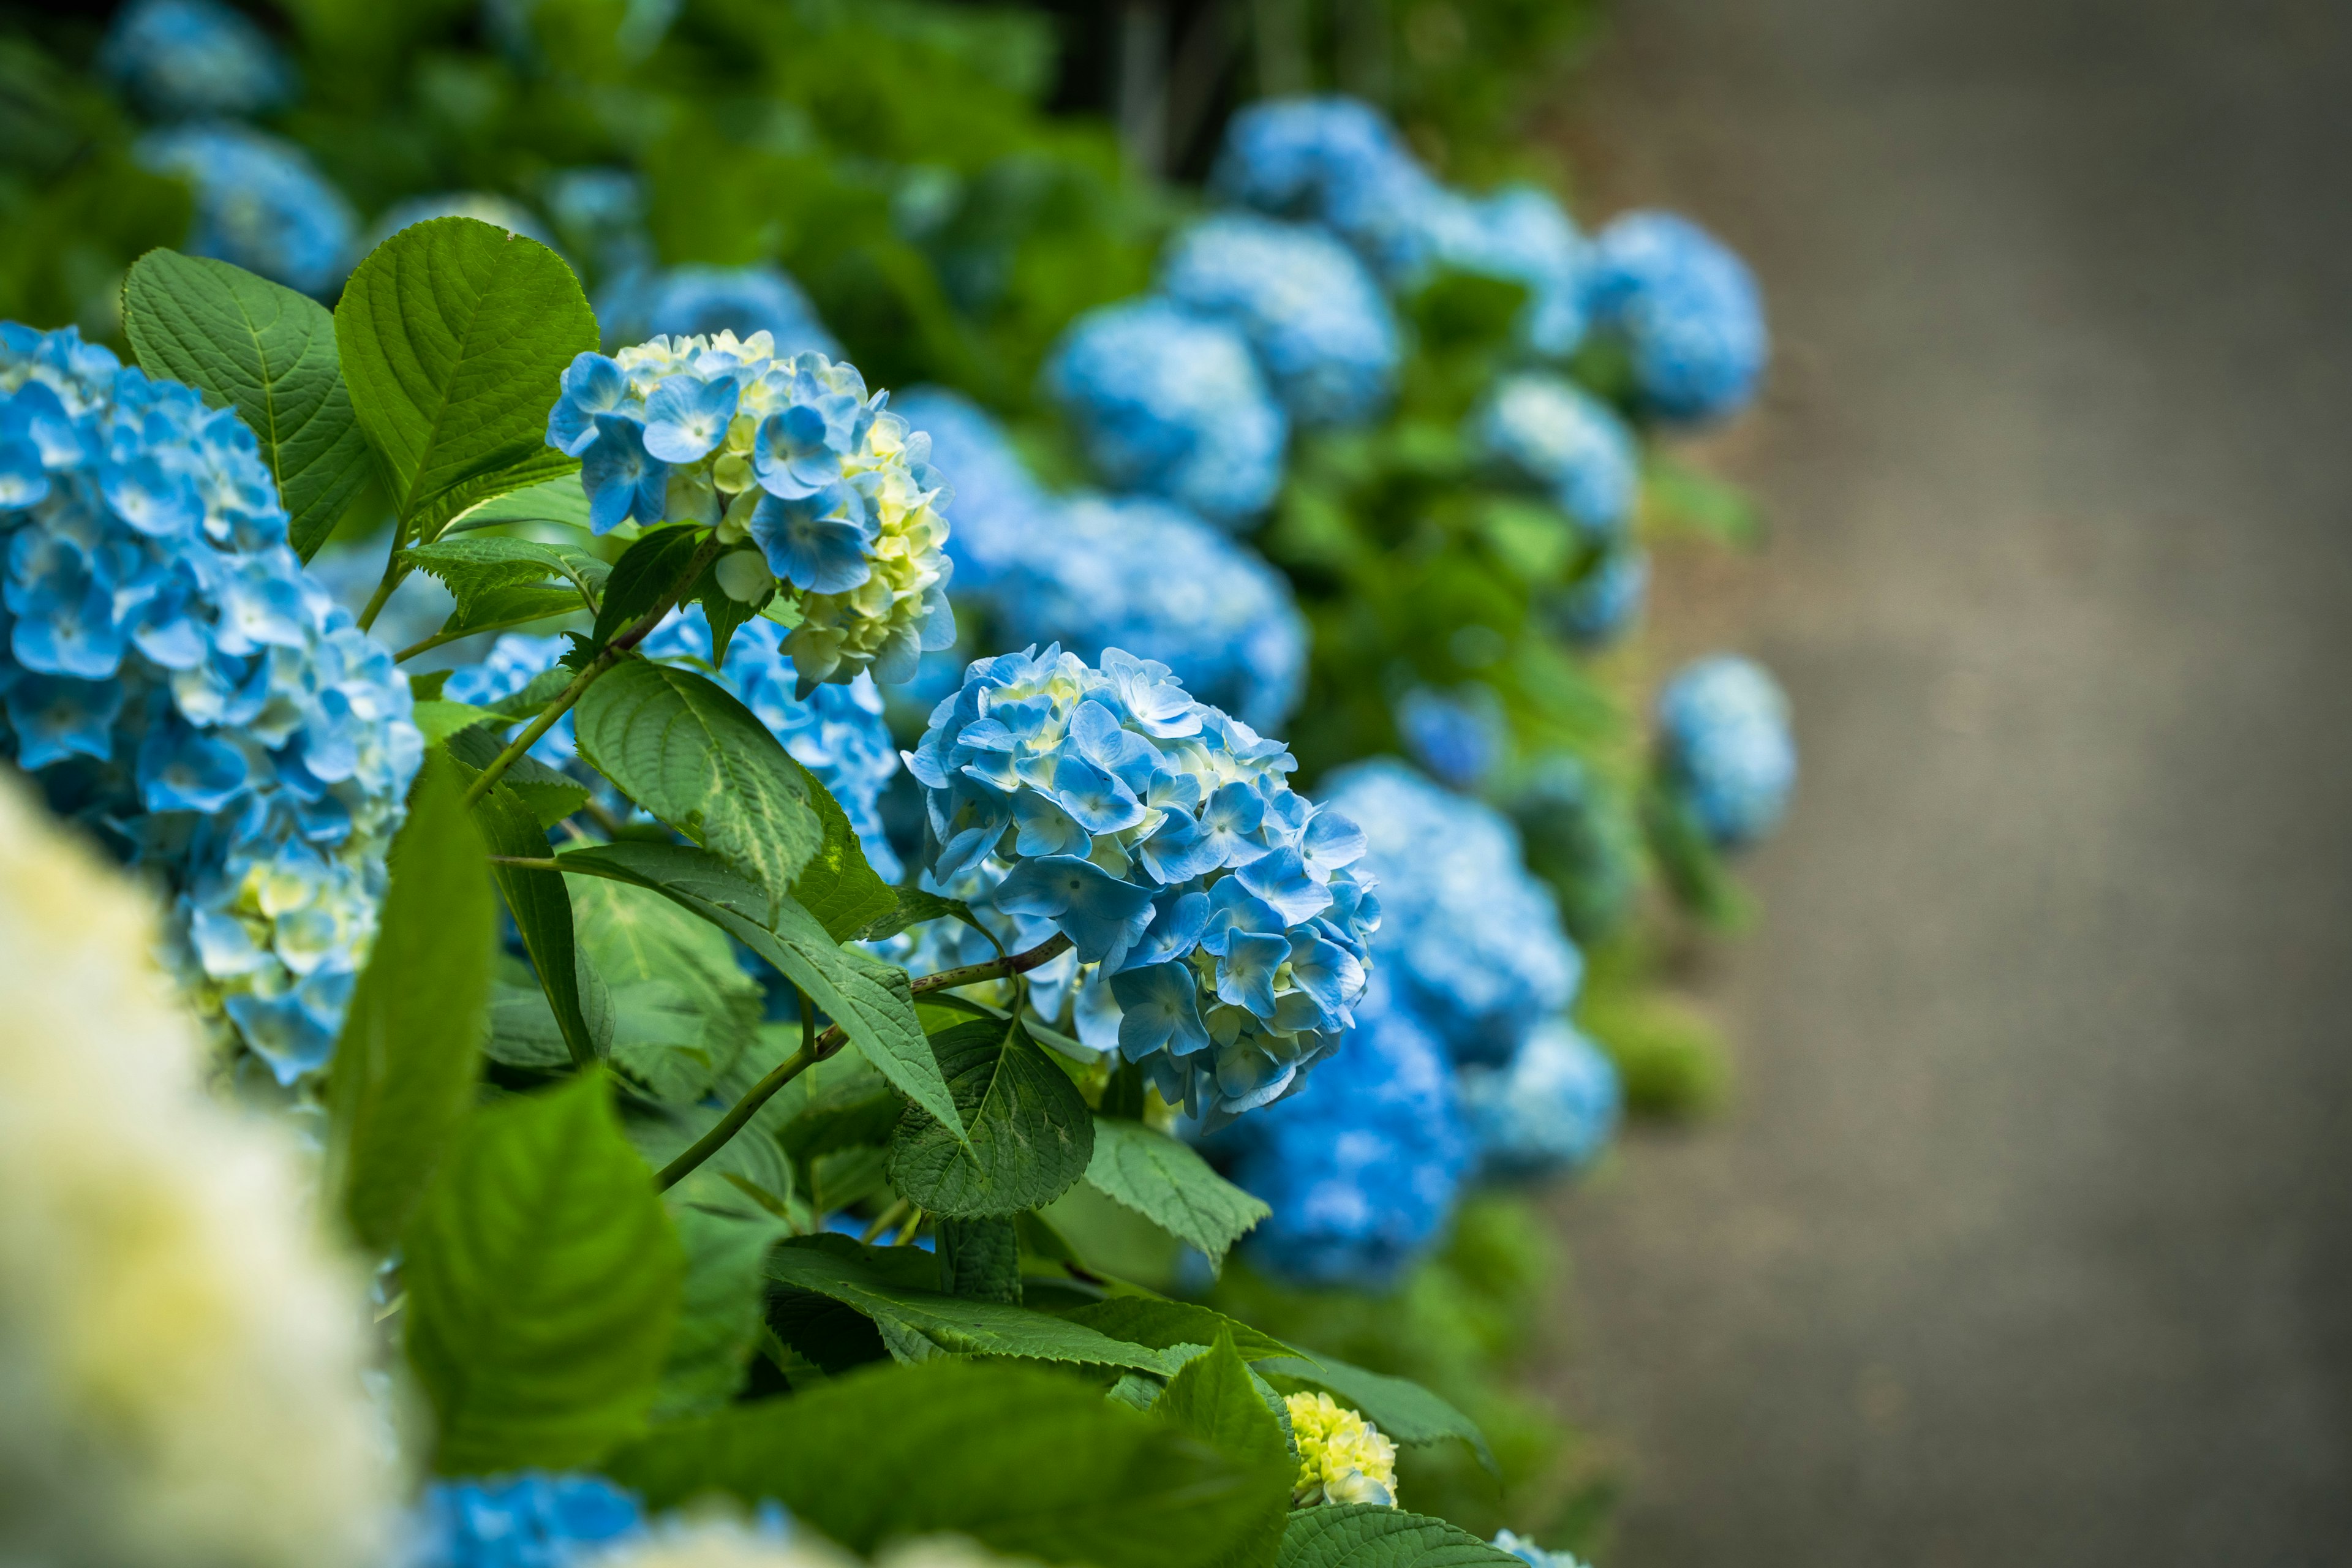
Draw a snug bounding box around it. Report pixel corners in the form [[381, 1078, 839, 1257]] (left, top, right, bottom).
[[1539, 3, 2352, 1564]]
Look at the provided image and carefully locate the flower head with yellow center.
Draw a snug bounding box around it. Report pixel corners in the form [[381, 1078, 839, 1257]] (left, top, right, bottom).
[[1283, 1391, 1398, 1508], [548, 330, 954, 691]]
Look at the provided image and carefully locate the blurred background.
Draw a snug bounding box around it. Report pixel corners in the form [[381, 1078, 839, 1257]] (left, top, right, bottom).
[[6, 0, 2351, 1563]]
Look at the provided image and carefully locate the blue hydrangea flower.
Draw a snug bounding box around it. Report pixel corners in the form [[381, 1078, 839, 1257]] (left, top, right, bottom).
[[1158, 214, 1400, 429], [1466, 372, 1639, 543], [412, 1472, 646, 1568], [543, 332, 953, 688], [1041, 298, 1287, 530], [1586, 212, 1769, 423], [989, 494, 1307, 736], [883, 386, 1054, 597], [99, 0, 296, 121], [1426, 185, 1593, 359], [134, 123, 358, 298], [1317, 759, 1577, 1068], [905, 646, 1377, 1122], [1548, 544, 1647, 646], [1491, 1531, 1591, 1568], [595, 265, 840, 360], [1458, 1019, 1621, 1178], [639, 607, 903, 881], [1393, 685, 1505, 793], [0, 323, 422, 1083], [358, 192, 556, 263], [1656, 654, 1795, 848], [1214, 971, 1469, 1287], [544, 168, 654, 279], [1210, 96, 1453, 288]]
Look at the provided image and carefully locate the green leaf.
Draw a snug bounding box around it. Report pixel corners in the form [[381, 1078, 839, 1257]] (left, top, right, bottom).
[[1085, 1117, 1270, 1268], [402, 1073, 685, 1474], [570, 875, 761, 1103], [786, 761, 899, 943], [412, 699, 494, 746], [572, 658, 824, 909], [482, 978, 573, 1069], [469, 780, 600, 1065], [323, 754, 493, 1253], [605, 1359, 1284, 1568], [448, 473, 594, 533], [935, 1215, 1023, 1304], [888, 1017, 1093, 1218], [553, 840, 960, 1140], [333, 216, 595, 540], [1156, 1332, 1294, 1568], [591, 524, 704, 648], [402, 535, 609, 619], [1255, 1357, 1496, 1477], [766, 1235, 1177, 1373], [443, 723, 589, 829], [1056, 1298, 1306, 1368], [856, 886, 1003, 953], [1643, 453, 1763, 547], [120, 249, 372, 559], [1275, 1508, 1521, 1568], [653, 1204, 788, 1421]]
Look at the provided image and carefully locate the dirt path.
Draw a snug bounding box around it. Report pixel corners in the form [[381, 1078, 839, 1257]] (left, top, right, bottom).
[[1540, 4, 2352, 1563]]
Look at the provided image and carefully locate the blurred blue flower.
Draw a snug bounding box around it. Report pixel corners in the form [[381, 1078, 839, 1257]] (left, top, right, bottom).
[[1158, 214, 1400, 428], [412, 1472, 645, 1568], [99, 0, 296, 121], [907, 646, 1374, 1123], [544, 167, 653, 279], [1042, 298, 1287, 529], [1317, 758, 1577, 1068], [1210, 96, 1453, 287], [0, 323, 422, 1084], [1586, 212, 1769, 423], [595, 264, 840, 360], [1548, 544, 1648, 646], [1458, 1019, 1621, 1178], [1466, 372, 1639, 542], [134, 123, 357, 297], [1393, 685, 1506, 793], [1504, 752, 1640, 944], [1656, 654, 1796, 848], [1427, 184, 1594, 359], [1215, 971, 1470, 1287], [884, 386, 1053, 596]]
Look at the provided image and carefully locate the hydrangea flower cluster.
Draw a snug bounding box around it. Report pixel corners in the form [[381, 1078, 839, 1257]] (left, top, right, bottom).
[[1426, 185, 1596, 359], [99, 0, 296, 121], [1549, 543, 1648, 646], [1392, 685, 1505, 794], [905, 646, 1377, 1120], [1216, 971, 1468, 1286], [545, 331, 953, 688], [360, 192, 556, 262], [1040, 298, 1287, 530], [990, 496, 1308, 736], [1316, 760, 1578, 1068], [1587, 212, 1770, 423], [0, 324, 422, 1082], [1466, 372, 1640, 543], [1284, 1390, 1401, 1507], [1457, 1019, 1621, 1178], [597, 265, 840, 361], [413, 1472, 647, 1568], [0, 777, 399, 1568], [1156, 214, 1400, 429], [1656, 654, 1796, 848], [134, 124, 357, 298], [639, 608, 903, 880]]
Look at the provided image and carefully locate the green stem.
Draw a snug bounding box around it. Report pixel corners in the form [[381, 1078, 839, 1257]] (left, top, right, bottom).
[[860, 1198, 911, 1243], [458, 533, 723, 809], [355, 538, 409, 633]]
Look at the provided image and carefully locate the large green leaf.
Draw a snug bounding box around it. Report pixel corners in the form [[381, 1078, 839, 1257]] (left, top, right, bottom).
[[1275, 1509, 1521, 1568], [469, 779, 601, 1066], [888, 1017, 1093, 1217], [570, 875, 761, 1104], [402, 1074, 685, 1474], [573, 659, 823, 910], [590, 524, 705, 647], [767, 1234, 1175, 1373], [785, 760, 899, 943], [652, 1203, 787, 1422], [1156, 1332, 1295, 1568], [1085, 1117, 1270, 1268], [1057, 1297, 1306, 1368], [323, 754, 493, 1253], [333, 216, 595, 539], [402, 535, 609, 620], [1255, 1357, 1496, 1477], [121, 249, 372, 558], [448, 473, 594, 533], [553, 840, 960, 1139], [606, 1359, 1284, 1568]]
